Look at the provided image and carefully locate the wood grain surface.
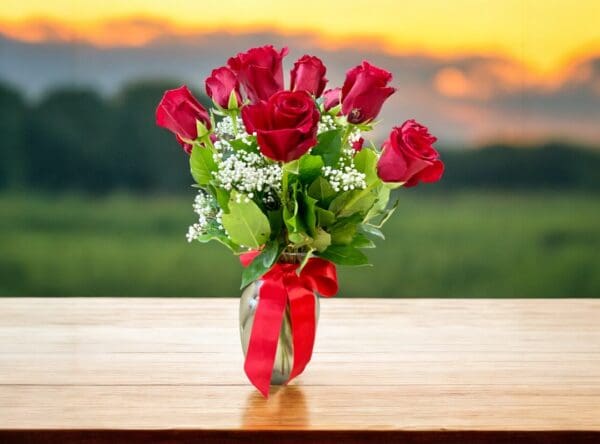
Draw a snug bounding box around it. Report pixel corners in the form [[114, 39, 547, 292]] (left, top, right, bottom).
[[1, 298, 599, 443]]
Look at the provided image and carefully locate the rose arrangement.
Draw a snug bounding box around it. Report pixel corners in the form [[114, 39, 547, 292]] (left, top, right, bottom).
[[156, 45, 444, 396]]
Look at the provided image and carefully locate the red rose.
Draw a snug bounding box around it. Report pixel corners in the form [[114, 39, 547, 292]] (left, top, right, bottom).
[[290, 55, 327, 97], [228, 45, 288, 103], [322, 88, 341, 111], [341, 61, 395, 124], [377, 120, 444, 187], [242, 90, 319, 162], [156, 86, 211, 154], [205, 66, 241, 109]]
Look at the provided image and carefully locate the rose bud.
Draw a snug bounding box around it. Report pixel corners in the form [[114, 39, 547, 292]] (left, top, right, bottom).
[[290, 55, 327, 97], [228, 45, 288, 103], [352, 137, 364, 152], [341, 61, 395, 124], [377, 120, 444, 187], [322, 88, 341, 111], [205, 66, 242, 109], [242, 90, 319, 162], [156, 86, 211, 154]]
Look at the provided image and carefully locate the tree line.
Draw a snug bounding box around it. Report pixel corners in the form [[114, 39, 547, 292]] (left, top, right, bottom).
[[1, 81, 599, 194]]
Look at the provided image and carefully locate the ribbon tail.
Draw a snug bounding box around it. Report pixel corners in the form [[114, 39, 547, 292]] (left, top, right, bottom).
[[286, 284, 317, 382], [243, 279, 287, 398]]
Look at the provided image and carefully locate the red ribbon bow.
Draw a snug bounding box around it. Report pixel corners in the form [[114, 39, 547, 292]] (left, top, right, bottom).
[[240, 251, 338, 397]]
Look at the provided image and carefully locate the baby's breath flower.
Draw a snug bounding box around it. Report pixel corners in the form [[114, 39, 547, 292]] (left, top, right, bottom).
[[348, 128, 362, 144], [318, 114, 336, 134], [322, 165, 367, 192], [322, 127, 367, 192], [186, 191, 224, 242], [213, 151, 282, 196], [214, 115, 245, 139]]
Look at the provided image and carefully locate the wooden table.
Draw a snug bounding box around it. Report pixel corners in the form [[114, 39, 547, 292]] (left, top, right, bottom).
[[1, 298, 599, 443]]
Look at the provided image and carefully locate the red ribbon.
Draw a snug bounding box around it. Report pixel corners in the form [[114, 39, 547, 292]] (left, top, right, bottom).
[[240, 252, 338, 397]]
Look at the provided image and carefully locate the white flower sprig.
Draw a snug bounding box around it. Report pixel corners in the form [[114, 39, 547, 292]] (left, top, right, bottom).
[[213, 150, 282, 198], [186, 191, 224, 242], [322, 165, 367, 192]]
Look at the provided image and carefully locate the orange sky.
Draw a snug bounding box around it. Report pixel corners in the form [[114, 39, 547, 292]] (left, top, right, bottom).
[[1, 0, 599, 77]]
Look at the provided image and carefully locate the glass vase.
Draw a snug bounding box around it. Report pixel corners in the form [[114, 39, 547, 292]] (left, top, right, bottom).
[[239, 253, 319, 385]]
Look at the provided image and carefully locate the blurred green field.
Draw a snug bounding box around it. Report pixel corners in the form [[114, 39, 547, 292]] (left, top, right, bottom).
[[1, 191, 599, 297]]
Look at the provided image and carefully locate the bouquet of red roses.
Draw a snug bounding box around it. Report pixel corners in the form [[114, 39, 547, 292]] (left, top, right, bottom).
[[156, 45, 444, 396]]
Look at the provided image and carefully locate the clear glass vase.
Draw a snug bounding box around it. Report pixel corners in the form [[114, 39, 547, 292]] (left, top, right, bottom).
[[239, 253, 319, 385]]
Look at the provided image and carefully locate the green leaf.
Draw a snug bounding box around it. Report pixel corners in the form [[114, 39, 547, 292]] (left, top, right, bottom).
[[328, 103, 342, 116], [283, 159, 300, 175], [283, 185, 301, 233], [318, 245, 369, 266], [230, 138, 257, 152], [330, 222, 357, 245], [328, 190, 352, 214], [311, 129, 343, 165], [365, 185, 390, 221], [351, 233, 376, 249], [211, 186, 230, 213], [384, 181, 405, 190], [283, 183, 309, 245], [359, 224, 385, 240], [371, 198, 399, 228], [288, 232, 311, 244], [330, 184, 379, 218], [196, 120, 210, 138], [227, 90, 239, 110], [301, 193, 318, 236], [196, 232, 241, 253], [282, 161, 299, 197], [221, 191, 270, 249], [315, 207, 336, 227], [267, 209, 283, 235], [353, 148, 379, 185], [308, 177, 336, 205], [341, 190, 376, 218], [310, 228, 331, 252], [298, 154, 324, 184], [190, 145, 216, 185], [240, 240, 281, 288]]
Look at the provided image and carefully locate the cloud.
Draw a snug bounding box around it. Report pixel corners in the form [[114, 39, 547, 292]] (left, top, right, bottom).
[[0, 23, 598, 145]]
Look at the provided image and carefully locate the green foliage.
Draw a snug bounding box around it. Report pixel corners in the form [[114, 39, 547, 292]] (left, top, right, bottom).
[[318, 244, 370, 266], [0, 84, 26, 188], [365, 186, 391, 222], [229, 138, 257, 152], [351, 233, 376, 249], [302, 193, 318, 236], [298, 154, 324, 184], [329, 183, 380, 218], [353, 148, 378, 185], [308, 177, 336, 205], [210, 185, 230, 212], [315, 207, 336, 227], [359, 224, 385, 240], [195, 232, 240, 253], [312, 228, 332, 252], [2, 81, 600, 194], [221, 192, 271, 249], [283, 182, 303, 243], [1, 192, 599, 297], [190, 145, 216, 185], [311, 129, 343, 165], [240, 240, 282, 289], [3, 80, 600, 290], [330, 222, 357, 245]]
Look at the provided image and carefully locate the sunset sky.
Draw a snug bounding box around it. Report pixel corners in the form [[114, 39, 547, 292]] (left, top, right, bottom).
[[1, 0, 599, 77]]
